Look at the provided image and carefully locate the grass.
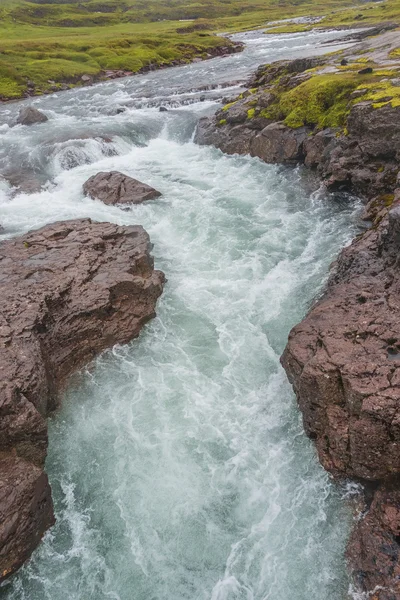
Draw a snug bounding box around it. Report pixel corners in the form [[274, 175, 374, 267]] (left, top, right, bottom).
[[1, 0, 400, 100], [223, 57, 400, 131]]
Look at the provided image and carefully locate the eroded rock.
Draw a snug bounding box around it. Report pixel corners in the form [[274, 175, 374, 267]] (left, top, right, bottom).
[[281, 199, 400, 480], [348, 483, 400, 600], [194, 117, 256, 155], [0, 218, 164, 581], [83, 171, 162, 205], [250, 122, 309, 164], [0, 457, 55, 580]]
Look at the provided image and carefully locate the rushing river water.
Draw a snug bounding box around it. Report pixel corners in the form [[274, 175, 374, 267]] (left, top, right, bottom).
[[0, 28, 362, 600]]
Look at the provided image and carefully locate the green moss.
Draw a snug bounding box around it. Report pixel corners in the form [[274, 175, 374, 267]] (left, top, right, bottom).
[[390, 48, 400, 59], [247, 108, 255, 119], [218, 118, 227, 125], [222, 101, 237, 111], [359, 80, 400, 109], [278, 73, 359, 129], [0, 76, 23, 98], [383, 194, 395, 206]]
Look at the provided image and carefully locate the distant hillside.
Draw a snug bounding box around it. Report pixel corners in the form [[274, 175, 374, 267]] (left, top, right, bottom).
[[0, 0, 398, 100]]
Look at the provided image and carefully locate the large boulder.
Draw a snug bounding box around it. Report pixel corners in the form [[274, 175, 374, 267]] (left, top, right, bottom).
[[250, 122, 309, 164], [281, 199, 400, 480], [83, 171, 162, 205], [16, 107, 48, 126], [0, 219, 165, 581], [194, 117, 256, 155]]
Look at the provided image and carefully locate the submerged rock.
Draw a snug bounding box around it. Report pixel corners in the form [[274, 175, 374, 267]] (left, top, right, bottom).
[[0, 219, 165, 581], [83, 171, 162, 205], [16, 107, 48, 126]]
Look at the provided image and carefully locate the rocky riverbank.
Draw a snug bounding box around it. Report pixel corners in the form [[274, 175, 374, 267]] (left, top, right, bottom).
[[1, 42, 244, 103], [0, 219, 164, 581], [195, 28, 400, 599]]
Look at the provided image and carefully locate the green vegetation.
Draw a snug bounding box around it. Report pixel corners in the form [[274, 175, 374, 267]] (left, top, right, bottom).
[[359, 79, 400, 108], [2, 0, 399, 101], [279, 74, 359, 128], [266, 0, 400, 33], [226, 57, 400, 132], [244, 72, 360, 129]]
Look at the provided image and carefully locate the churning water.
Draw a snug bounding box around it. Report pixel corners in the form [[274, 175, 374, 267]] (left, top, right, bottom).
[[0, 28, 361, 600]]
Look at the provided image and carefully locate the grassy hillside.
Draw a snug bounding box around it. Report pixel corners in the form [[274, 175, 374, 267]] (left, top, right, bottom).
[[0, 0, 399, 101]]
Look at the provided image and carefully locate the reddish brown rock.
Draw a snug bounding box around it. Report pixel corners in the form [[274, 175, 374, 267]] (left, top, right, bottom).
[[0, 218, 164, 581], [83, 171, 162, 205], [281, 199, 400, 481], [0, 457, 55, 580], [348, 483, 400, 600], [281, 197, 400, 596]]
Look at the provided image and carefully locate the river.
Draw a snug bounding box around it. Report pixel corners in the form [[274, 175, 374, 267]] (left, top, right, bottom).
[[0, 27, 361, 600]]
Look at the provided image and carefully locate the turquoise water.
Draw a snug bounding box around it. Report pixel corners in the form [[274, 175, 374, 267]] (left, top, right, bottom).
[[0, 29, 359, 600]]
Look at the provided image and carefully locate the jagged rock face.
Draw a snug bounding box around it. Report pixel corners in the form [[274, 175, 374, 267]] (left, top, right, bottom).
[[83, 171, 162, 205], [281, 200, 400, 480], [194, 117, 257, 155], [251, 123, 309, 164], [0, 219, 165, 581], [280, 194, 400, 597], [316, 103, 400, 196], [194, 58, 400, 201], [0, 457, 55, 581], [16, 107, 48, 126], [347, 483, 400, 600]]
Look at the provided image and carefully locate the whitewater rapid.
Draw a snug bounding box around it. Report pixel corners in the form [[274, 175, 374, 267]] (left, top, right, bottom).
[[0, 28, 361, 600]]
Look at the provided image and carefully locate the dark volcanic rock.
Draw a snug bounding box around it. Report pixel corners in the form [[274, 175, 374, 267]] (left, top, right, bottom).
[[194, 117, 256, 155], [83, 171, 162, 205], [250, 122, 309, 164], [16, 107, 48, 126], [0, 218, 164, 581], [303, 129, 337, 169]]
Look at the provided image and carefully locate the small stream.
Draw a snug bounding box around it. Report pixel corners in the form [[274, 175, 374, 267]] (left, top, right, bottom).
[[0, 27, 361, 600]]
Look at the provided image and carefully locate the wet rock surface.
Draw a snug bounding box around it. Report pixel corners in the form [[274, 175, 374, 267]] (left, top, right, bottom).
[[0, 218, 165, 581], [16, 107, 48, 126], [348, 482, 400, 600], [83, 171, 162, 205], [281, 194, 400, 595], [251, 122, 308, 164], [281, 198, 400, 481]]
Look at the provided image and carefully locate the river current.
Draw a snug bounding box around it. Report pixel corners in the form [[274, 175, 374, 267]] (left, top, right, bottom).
[[0, 28, 361, 600]]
